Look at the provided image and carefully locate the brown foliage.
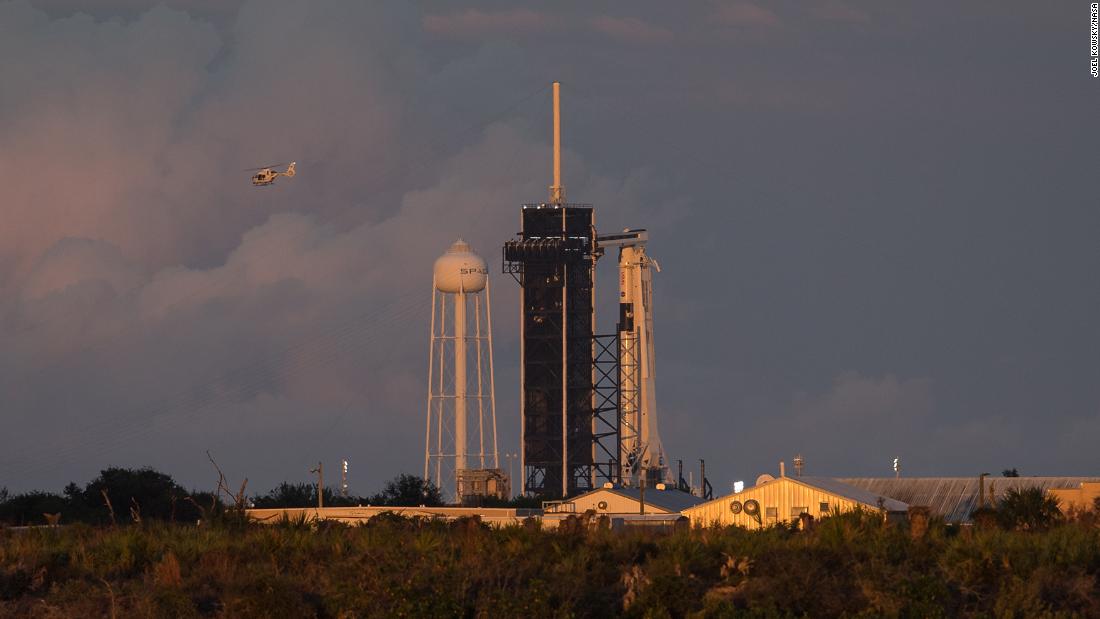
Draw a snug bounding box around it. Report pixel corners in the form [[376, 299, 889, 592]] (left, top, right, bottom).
[[1, 514, 1099, 617], [152, 552, 182, 588]]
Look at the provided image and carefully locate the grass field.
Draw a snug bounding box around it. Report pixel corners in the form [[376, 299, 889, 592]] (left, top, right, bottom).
[[2, 510, 1099, 618]]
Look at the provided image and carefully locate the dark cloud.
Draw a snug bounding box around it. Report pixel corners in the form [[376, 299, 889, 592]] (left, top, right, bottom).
[[422, 8, 556, 38], [588, 15, 674, 43], [1, 0, 1096, 495], [713, 2, 781, 28], [809, 1, 871, 23]]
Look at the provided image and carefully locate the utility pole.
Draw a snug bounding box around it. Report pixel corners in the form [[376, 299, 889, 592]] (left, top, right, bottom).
[[310, 461, 324, 509], [700, 459, 713, 500]]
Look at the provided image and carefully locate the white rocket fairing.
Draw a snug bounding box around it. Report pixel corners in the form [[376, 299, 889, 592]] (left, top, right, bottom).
[[604, 231, 668, 486]]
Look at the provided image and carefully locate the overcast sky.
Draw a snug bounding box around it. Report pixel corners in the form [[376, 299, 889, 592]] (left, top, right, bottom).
[[0, 1, 1096, 495]]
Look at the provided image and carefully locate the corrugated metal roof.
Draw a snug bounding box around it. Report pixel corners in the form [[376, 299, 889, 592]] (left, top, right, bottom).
[[793, 477, 909, 512], [601, 487, 708, 512], [838, 477, 1100, 523]]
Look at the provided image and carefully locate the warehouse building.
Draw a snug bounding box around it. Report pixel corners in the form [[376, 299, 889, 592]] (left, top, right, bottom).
[[544, 484, 706, 515], [683, 475, 908, 528], [840, 477, 1100, 523], [1050, 481, 1100, 514]]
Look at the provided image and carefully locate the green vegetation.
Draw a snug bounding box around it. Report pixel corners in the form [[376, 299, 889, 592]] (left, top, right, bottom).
[[0, 468, 216, 527], [994, 487, 1065, 531], [3, 473, 1097, 616], [251, 474, 444, 508], [2, 509, 1099, 617], [365, 473, 445, 507], [0, 470, 448, 526], [251, 474, 542, 509]]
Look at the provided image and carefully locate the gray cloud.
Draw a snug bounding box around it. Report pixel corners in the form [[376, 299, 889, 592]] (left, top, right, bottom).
[[1, 0, 1096, 496]]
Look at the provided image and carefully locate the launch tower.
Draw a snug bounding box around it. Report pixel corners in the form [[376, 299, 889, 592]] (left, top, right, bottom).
[[504, 82, 669, 499], [503, 83, 619, 498]]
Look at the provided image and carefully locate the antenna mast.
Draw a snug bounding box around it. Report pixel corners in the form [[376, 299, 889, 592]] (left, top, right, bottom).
[[549, 81, 565, 204]]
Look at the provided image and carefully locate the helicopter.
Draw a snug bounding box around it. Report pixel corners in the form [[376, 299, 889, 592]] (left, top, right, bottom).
[[247, 161, 296, 186]]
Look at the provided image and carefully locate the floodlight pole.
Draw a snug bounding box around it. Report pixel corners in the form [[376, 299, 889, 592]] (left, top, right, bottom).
[[341, 459, 349, 498]]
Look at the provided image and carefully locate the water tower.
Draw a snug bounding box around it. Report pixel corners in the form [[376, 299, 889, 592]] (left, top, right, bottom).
[[424, 240, 507, 503]]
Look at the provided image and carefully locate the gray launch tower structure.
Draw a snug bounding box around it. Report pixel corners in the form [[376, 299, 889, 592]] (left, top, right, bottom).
[[503, 83, 621, 499], [504, 205, 620, 499]]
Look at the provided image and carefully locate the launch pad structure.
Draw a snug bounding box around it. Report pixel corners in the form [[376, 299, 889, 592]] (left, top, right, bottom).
[[504, 204, 614, 498], [504, 82, 669, 500]]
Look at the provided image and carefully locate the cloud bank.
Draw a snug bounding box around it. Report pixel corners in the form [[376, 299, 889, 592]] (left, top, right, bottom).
[[1, 0, 1095, 495]]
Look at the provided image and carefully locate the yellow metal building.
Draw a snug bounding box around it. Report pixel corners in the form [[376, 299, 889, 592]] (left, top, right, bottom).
[[683, 476, 908, 528], [1050, 482, 1100, 515]]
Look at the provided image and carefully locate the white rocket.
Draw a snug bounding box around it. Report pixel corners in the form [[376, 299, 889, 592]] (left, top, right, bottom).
[[597, 229, 668, 486]]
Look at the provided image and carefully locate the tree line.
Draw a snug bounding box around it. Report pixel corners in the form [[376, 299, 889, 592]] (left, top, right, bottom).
[[0, 468, 448, 526], [2, 466, 1088, 530]]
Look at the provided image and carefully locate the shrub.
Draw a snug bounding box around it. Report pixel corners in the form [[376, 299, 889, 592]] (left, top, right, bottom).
[[251, 483, 318, 509], [0, 468, 210, 526], [996, 487, 1063, 531], [367, 474, 444, 507], [0, 492, 69, 526], [2, 502, 1099, 616]]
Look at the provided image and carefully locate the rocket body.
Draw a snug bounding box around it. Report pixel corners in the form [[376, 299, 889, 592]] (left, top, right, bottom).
[[618, 244, 665, 485]]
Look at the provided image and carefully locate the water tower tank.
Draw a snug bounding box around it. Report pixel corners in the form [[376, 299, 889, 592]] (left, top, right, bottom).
[[434, 239, 487, 293]]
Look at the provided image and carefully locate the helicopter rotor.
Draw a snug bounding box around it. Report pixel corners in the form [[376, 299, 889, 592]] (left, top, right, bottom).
[[243, 163, 290, 171]]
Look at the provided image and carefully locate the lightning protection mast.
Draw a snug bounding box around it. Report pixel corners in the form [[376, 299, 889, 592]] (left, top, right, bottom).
[[503, 82, 618, 499]]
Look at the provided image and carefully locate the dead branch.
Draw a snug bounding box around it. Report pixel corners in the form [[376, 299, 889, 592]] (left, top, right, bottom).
[[184, 496, 208, 524], [206, 450, 250, 512], [99, 578, 117, 619], [100, 488, 116, 526], [234, 478, 249, 510], [206, 450, 231, 500], [129, 497, 142, 525]]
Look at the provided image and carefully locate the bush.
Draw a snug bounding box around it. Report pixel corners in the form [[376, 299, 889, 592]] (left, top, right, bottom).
[[995, 487, 1063, 531], [3, 514, 1099, 616], [251, 483, 319, 509], [4, 472, 1100, 616], [250, 474, 442, 509], [0, 468, 215, 526], [0, 492, 69, 526], [367, 474, 444, 507]]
